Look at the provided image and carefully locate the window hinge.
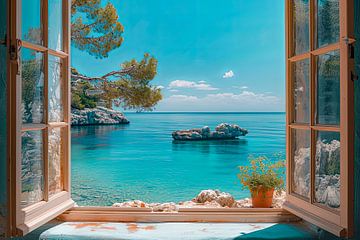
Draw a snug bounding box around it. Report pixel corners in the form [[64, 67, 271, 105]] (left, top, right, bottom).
[[351, 71, 358, 82], [0, 34, 6, 45], [349, 44, 355, 59]]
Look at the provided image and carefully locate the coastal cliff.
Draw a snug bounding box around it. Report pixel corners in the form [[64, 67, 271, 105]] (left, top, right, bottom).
[[71, 107, 130, 126]]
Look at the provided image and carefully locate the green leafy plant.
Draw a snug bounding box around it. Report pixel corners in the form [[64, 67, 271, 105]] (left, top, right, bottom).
[[237, 155, 285, 192]]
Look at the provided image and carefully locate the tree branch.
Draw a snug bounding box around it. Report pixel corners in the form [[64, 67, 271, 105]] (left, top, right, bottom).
[[71, 65, 136, 82]]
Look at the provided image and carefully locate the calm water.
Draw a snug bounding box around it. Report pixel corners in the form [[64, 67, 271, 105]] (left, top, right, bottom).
[[71, 112, 285, 206]]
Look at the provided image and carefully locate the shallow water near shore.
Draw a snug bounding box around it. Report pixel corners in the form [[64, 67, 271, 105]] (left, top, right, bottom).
[[71, 112, 285, 206]]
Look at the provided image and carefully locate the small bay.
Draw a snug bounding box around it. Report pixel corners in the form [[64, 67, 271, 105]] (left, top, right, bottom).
[[71, 112, 285, 206]]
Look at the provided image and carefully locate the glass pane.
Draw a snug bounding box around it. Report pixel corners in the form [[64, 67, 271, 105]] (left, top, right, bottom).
[[292, 0, 310, 55], [291, 129, 310, 198], [49, 128, 62, 196], [22, 0, 42, 45], [316, 50, 340, 125], [48, 0, 63, 51], [48, 55, 63, 122], [317, 0, 340, 48], [22, 48, 45, 124], [292, 59, 310, 123], [315, 131, 340, 209], [21, 131, 44, 207]]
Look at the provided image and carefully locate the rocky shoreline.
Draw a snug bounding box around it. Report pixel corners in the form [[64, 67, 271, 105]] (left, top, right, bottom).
[[71, 107, 130, 126], [112, 189, 285, 212]]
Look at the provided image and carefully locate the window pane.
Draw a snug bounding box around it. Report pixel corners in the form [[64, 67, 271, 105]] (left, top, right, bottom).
[[48, 0, 63, 51], [21, 131, 44, 207], [49, 128, 62, 196], [22, 0, 42, 45], [292, 59, 310, 123], [315, 131, 340, 209], [291, 129, 310, 198], [292, 0, 310, 55], [317, 0, 339, 48], [48, 55, 63, 122], [22, 48, 44, 124], [316, 50, 340, 125]]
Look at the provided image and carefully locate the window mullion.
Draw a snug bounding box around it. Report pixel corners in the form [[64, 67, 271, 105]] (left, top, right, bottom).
[[310, 0, 315, 205], [310, 0, 315, 52]]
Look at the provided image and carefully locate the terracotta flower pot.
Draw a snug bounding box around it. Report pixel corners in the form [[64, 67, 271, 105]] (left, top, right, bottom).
[[250, 187, 274, 208]]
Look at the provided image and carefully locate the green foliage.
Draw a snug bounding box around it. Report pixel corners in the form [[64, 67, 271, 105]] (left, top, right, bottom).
[[99, 54, 162, 111], [237, 156, 285, 192], [71, 81, 99, 110], [71, 0, 124, 58], [71, 54, 162, 111], [70, 2, 163, 111], [325, 155, 340, 175]]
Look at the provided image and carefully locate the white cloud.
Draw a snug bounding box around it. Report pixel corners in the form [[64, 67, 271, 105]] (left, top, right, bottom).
[[157, 85, 165, 89], [169, 89, 179, 92], [223, 70, 234, 79], [168, 80, 218, 91], [166, 95, 199, 102], [198, 80, 207, 84], [156, 91, 283, 112], [233, 85, 248, 90]]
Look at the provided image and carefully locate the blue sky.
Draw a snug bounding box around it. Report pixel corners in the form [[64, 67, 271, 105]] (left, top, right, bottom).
[[72, 0, 285, 112]]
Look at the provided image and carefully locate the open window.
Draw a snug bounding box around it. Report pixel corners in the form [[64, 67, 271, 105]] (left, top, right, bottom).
[[8, 0, 73, 235], [4, 0, 355, 238], [283, 0, 355, 237]]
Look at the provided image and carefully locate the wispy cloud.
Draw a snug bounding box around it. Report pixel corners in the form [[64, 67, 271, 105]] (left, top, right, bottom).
[[233, 85, 248, 90], [223, 70, 234, 79], [166, 94, 199, 101], [157, 85, 165, 89], [168, 80, 218, 91], [157, 91, 283, 112]]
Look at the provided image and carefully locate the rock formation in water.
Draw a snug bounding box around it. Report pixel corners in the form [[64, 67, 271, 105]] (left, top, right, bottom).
[[293, 139, 340, 208], [172, 123, 248, 141], [112, 189, 285, 212], [71, 107, 130, 126]]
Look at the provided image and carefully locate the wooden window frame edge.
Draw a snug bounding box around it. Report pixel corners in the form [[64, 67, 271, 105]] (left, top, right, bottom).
[[58, 207, 300, 223], [7, 0, 73, 236], [285, 0, 355, 238], [283, 201, 346, 237], [17, 193, 74, 235]]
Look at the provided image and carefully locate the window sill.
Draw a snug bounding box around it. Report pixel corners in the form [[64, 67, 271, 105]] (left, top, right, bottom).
[[59, 206, 300, 223]]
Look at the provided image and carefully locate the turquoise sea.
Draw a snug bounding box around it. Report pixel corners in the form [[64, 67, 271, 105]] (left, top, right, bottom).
[[71, 112, 285, 206]]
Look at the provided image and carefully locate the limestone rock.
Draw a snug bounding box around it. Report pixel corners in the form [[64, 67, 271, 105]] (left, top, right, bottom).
[[112, 200, 147, 208], [71, 107, 129, 126], [172, 123, 248, 141], [149, 202, 178, 212], [193, 189, 236, 207]]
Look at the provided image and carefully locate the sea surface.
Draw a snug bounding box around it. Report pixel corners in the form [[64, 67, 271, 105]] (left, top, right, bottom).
[[71, 112, 286, 206]]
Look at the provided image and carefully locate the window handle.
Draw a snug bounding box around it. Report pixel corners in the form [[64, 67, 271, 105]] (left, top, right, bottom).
[[10, 39, 22, 75]]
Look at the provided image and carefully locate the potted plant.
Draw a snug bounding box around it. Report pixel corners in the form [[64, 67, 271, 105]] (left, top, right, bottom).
[[237, 155, 285, 208]]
